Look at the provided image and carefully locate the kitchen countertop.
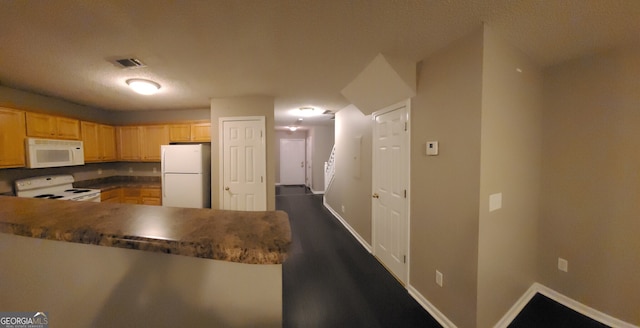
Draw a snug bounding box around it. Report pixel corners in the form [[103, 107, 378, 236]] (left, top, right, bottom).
[[0, 196, 291, 264]]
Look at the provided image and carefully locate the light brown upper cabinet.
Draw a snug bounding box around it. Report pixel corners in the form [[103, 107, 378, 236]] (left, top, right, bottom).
[[141, 125, 170, 161], [0, 107, 26, 168], [117, 126, 142, 161], [191, 122, 211, 141], [168, 124, 191, 142], [117, 125, 169, 162], [26, 112, 80, 140], [81, 121, 117, 162], [168, 122, 211, 142]]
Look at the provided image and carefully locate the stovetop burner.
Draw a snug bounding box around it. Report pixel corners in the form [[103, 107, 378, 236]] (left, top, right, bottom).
[[65, 189, 91, 193], [34, 194, 65, 199], [34, 194, 54, 198]]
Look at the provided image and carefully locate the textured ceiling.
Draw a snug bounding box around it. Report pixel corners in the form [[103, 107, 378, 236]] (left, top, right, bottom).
[[0, 0, 638, 127]]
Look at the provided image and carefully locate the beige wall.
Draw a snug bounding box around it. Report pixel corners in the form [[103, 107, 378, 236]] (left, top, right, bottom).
[[0, 85, 210, 125], [410, 29, 483, 328], [210, 96, 276, 210], [539, 45, 640, 325], [476, 27, 542, 327], [324, 105, 372, 244], [113, 108, 210, 125], [0, 85, 112, 123]]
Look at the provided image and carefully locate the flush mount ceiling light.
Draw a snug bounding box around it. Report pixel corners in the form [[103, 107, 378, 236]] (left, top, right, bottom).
[[126, 79, 161, 95], [288, 126, 298, 132], [291, 106, 323, 117]]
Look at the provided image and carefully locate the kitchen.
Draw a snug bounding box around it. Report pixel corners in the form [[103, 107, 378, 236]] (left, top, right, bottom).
[[0, 86, 293, 326]]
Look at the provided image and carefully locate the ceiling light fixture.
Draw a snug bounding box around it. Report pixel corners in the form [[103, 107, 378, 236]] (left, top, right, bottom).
[[295, 106, 323, 117], [126, 79, 161, 95], [288, 126, 298, 132]]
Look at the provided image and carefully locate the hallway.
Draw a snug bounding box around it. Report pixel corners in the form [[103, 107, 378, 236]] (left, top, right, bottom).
[[277, 185, 440, 327]]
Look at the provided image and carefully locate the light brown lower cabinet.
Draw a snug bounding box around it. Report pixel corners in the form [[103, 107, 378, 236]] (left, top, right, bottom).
[[100, 189, 122, 203], [100, 187, 161, 206]]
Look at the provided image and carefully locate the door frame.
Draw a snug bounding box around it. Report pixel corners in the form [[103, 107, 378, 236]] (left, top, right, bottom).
[[371, 99, 411, 285], [218, 116, 267, 210]]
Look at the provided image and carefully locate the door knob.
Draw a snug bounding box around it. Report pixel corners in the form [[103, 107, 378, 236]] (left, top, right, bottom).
[[300, 161, 304, 168], [372, 193, 379, 199], [225, 187, 230, 191]]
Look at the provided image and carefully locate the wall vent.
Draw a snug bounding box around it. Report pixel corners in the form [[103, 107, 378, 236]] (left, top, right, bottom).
[[114, 58, 146, 69]]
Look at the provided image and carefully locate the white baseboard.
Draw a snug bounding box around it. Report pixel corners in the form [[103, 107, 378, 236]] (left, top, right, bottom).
[[494, 283, 539, 328], [496, 282, 639, 328], [407, 285, 457, 328], [310, 188, 324, 195], [322, 198, 372, 253]]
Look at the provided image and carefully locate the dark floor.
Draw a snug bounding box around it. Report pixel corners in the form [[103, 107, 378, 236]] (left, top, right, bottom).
[[509, 293, 610, 328], [277, 185, 440, 328], [277, 185, 610, 328]]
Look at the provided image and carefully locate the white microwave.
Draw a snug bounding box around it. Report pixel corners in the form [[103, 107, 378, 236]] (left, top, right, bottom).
[[25, 138, 85, 168]]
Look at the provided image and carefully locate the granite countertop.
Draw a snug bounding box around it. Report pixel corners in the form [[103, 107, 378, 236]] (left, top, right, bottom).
[[0, 196, 291, 264]]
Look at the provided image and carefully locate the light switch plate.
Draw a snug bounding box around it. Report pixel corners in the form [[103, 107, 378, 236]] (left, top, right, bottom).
[[426, 141, 438, 155], [558, 258, 568, 272], [489, 193, 502, 212], [435, 270, 443, 287]]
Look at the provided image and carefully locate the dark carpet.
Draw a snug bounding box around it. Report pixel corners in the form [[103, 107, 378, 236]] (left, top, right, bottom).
[[508, 293, 610, 328]]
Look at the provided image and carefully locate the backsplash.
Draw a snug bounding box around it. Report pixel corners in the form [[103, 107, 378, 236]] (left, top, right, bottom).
[[73, 175, 160, 188], [0, 162, 160, 195]]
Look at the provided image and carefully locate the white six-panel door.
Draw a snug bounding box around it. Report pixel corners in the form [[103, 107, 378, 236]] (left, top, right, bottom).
[[372, 100, 410, 285], [220, 117, 266, 211]]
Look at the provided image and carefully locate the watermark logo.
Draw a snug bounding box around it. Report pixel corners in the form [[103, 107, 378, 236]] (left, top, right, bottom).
[[0, 312, 48, 328]]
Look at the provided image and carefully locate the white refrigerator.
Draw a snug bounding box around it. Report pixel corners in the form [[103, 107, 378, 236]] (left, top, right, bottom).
[[161, 144, 211, 208]]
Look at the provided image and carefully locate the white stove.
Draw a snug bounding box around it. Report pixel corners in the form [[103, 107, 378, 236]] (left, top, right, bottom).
[[15, 175, 101, 202]]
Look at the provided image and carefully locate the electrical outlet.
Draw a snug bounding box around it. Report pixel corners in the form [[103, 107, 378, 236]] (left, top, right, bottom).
[[341, 205, 346, 213], [558, 258, 568, 272], [128, 167, 133, 173], [97, 169, 103, 175], [436, 270, 443, 287]]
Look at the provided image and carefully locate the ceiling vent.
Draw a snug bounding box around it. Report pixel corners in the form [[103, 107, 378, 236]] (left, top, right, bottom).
[[113, 58, 146, 69]]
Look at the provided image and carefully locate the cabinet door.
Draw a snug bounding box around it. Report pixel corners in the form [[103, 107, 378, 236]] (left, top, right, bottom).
[[168, 124, 191, 142], [0, 108, 26, 168], [141, 125, 169, 162], [26, 112, 56, 138], [141, 188, 162, 205], [81, 121, 100, 162], [117, 126, 142, 161], [122, 187, 141, 204], [99, 124, 117, 161], [100, 188, 122, 203], [56, 117, 80, 139], [191, 123, 211, 141]]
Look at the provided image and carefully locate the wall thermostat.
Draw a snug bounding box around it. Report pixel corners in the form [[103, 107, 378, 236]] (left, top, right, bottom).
[[426, 141, 439, 156]]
